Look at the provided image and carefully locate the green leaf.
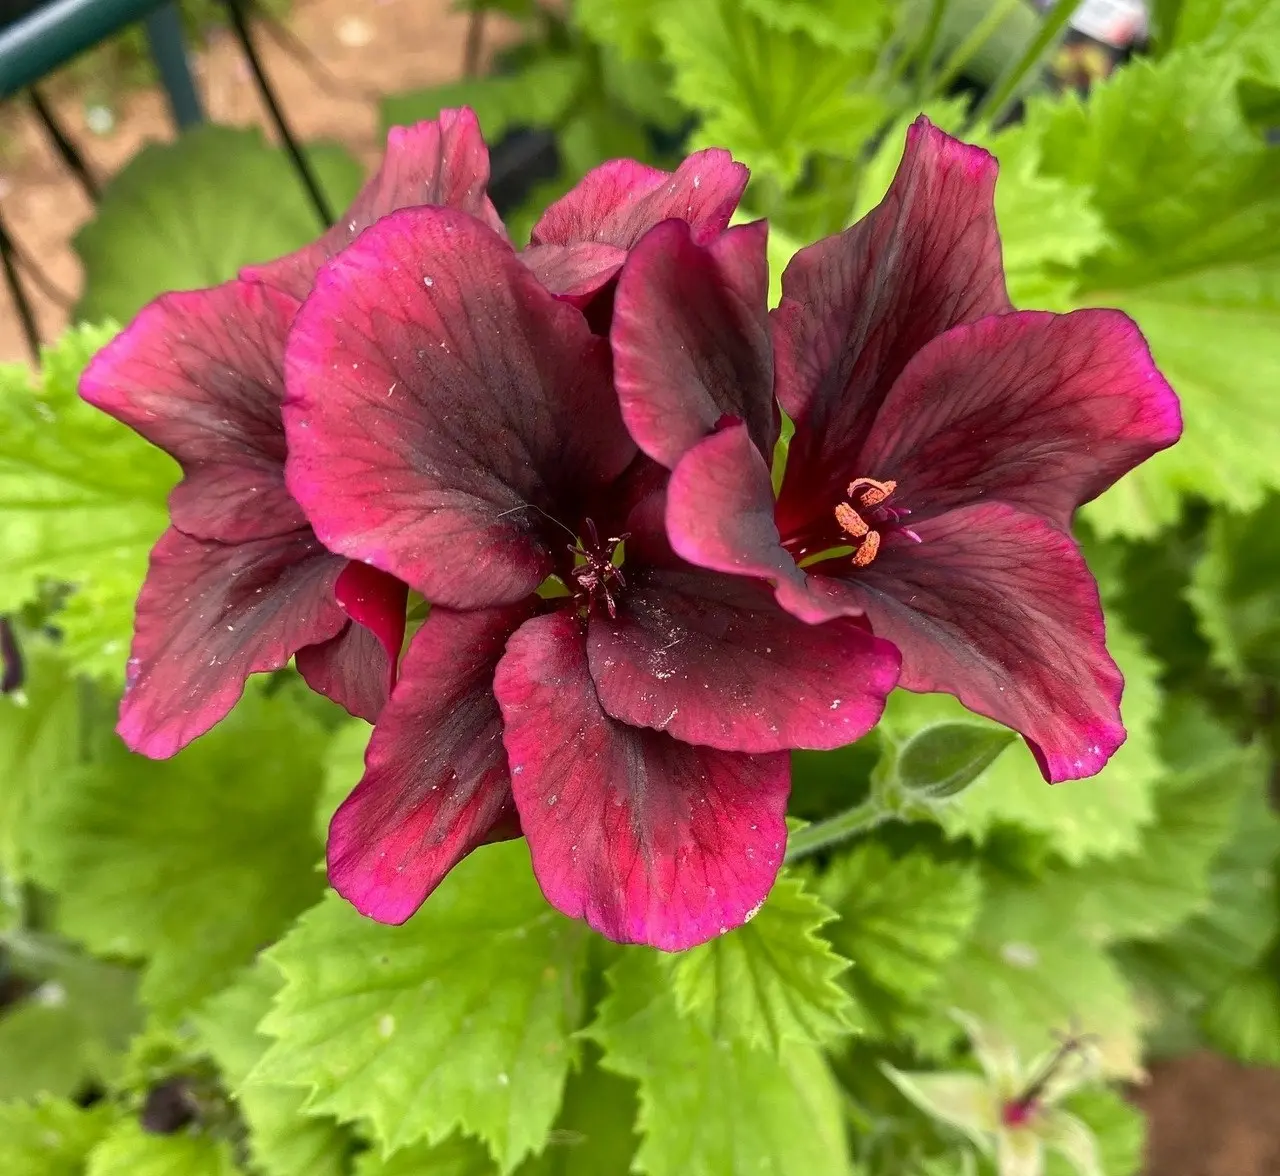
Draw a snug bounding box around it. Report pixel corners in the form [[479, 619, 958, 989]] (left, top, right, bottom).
[[0, 643, 84, 880], [362, 1050, 641, 1176], [0, 944, 140, 1101], [85, 1120, 241, 1176], [1186, 495, 1280, 685], [739, 0, 892, 51], [1201, 969, 1280, 1065], [587, 950, 853, 1176], [25, 689, 329, 1018], [355, 1136, 495, 1176], [254, 841, 589, 1171], [655, 0, 888, 187], [1117, 739, 1280, 1008], [380, 57, 585, 141], [894, 723, 1016, 801], [572, 0, 668, 61], [0, 326, 177, 680], [517, 1049, 640, 1176], [661, 871, 857, 1052], [931, 617, 1163, 864], [1026, 50, 1280, 536], [194, 962, 350, 1176], [1014, 741, 1268, 945], [75, 126, 363, 323], [0, 1097, 114, 1176], [818, 844, 983, 1014], [316, 718, 370, 842], [1049, 1089, 1144, 1176], [936, 886, 1145, 1077]]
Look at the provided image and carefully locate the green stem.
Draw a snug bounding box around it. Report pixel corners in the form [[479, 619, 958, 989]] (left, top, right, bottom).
[[929, 0, 1022, 98], [912, 0, 951, 102], [784, 800, 890, 862], [971, 0, 1077, 128]]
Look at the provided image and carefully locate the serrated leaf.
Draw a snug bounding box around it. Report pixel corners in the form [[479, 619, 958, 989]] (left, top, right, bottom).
[[936, 887, 1145, 1078], [819, 844, 983, 1004], [1201, 969, 1280, 1065], [355, 1136, 495, 1176], [655, 0, 887, 186], [380, 57, 585, 141], [662, 871, 857, 1053], [1025, 50, 1280, 536], [1117, 744, 1280, 1011], [587, 950, 852, 1176], [1017, 742, 1267, 945], [0, 1097, 115, 1175], [25, 689, 329, 1018], [0, 326, 176, 680], [254, 841, 589, 1172], [739, 0, 891, 51], [194, 962, 350, 1176], [1186, 495, 1280, 685], [931, 618, 1163, 864], [0, 643, 84, 880], [572, 0, 668, 61], [75, 127, 363, 324], [85, 1120, 241, 1176], [0, 944, 140, 1101], [360, 1051, 640, 1176]]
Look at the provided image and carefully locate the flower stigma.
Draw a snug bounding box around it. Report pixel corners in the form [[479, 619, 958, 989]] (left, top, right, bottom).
[[569, 519, 629, 619]]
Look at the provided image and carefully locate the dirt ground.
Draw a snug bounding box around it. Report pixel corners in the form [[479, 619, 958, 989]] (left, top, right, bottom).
[[3, 4, 1280, 1174], [0, 0, 522, 362]]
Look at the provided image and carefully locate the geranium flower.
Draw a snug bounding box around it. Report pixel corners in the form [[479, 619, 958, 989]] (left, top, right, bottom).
[[612, 117, 1181, 782], [520, 149, 748, 310], [884, 1012, 1104, 1176], [77, 108, 508, 757], [282, 206, 899, 950]]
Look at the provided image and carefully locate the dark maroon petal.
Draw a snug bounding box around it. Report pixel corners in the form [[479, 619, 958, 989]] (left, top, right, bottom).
[[773, 117, 1011, 539], [857, 309, 1183, 529], [587, 567, 899, 753], [494, 611, 789, 951], [613, 219, 774, 467], [830, 502, 1124, 782], [119, 527, 348, 758], [283, 206, 636, 610], [80, 281, 304, 542], [665, 424, 864, 624], [520, 242, 628, 303], [244, 109, 506, 300], [294, 562, 408, 722], [327, 602, 535, 925], [530, 149, 748, 251]]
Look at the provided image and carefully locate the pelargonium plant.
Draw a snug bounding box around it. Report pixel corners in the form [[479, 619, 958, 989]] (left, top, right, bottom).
[[79, 108, 1179, 951]]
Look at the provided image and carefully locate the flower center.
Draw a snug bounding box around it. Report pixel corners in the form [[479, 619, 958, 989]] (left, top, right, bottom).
[[1000, 1098, 1039, 1129], [569, 520, 628, 619], [833, 477, 916, 567]]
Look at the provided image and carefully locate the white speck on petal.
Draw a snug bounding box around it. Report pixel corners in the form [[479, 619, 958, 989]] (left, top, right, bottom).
[[377, 1014, 396, 1039]]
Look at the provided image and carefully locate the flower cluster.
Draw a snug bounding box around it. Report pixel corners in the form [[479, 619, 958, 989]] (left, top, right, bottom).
[[81, 110, 1180, 950]]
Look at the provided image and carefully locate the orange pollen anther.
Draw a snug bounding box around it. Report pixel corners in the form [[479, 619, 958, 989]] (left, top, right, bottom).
[[834, 476, 898, 568], [846, 477, 897, 508], [852, 531, 880, 566], [833, 502, 869, 538]]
